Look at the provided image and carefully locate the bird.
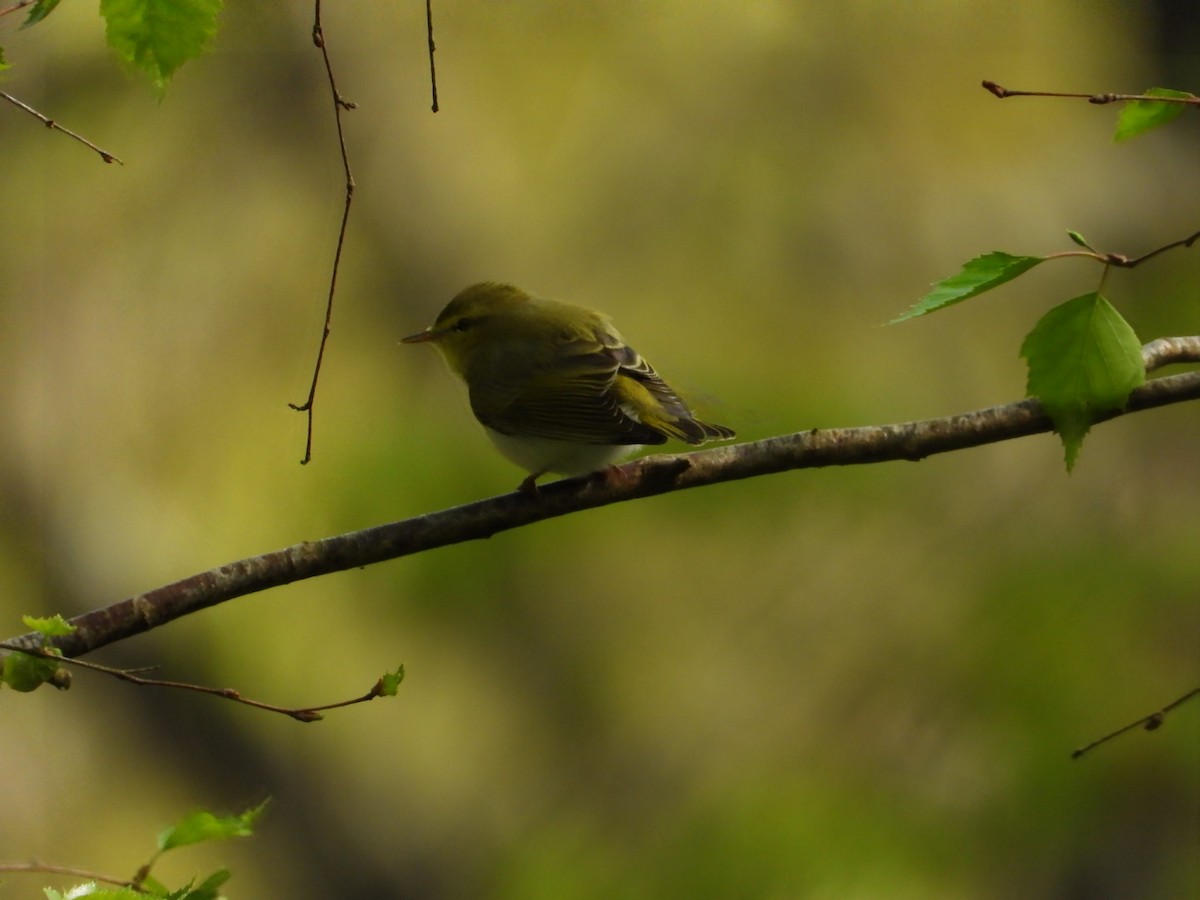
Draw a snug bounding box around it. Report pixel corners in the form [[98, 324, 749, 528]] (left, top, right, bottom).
[[402, 282, 735, 492]]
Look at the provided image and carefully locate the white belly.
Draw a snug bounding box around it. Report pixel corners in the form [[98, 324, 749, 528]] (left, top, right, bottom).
[[484, 428, 640, 478]]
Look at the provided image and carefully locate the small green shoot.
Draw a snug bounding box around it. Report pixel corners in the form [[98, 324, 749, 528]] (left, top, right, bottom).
[[379, 665, 406, 697], [1, 615, 75, 692], [25, 613, 77, 637]]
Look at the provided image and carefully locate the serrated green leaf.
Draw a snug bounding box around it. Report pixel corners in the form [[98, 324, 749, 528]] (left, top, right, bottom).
[[24, 613, 76, 637], [379, 665, 405, 696], [3, 650, 60, 692], [22, 0, 64, 28], [158, 800, 268, 851], [100, 0, 223, 90], [1114, 87, 1193, 142], [890, 252, 1045, 323], [1020, 292, 1144, 470]]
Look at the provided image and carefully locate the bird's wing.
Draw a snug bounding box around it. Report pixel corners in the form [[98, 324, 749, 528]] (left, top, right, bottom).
[[470, 333, 668, 446], [609, 344, 736, 444]]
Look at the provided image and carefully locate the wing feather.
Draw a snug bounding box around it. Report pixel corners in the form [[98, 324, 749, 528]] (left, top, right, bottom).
[[470, 332, 666, 445]]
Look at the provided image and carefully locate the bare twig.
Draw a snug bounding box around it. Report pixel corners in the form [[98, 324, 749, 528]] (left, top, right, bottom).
[[1046, 230, 1200, 269], [1072, 686, 1200, 759], [982, 80, 1200, 106], [1111, 230, 1200, 267], [289, 0, 357, 464], [426, 0, 439, 112], [0, 861, 136, 890], [0, 0, 35, 18], [0, 641, 391, 722], [0, 91, 124, 164], [4, 338, 1199, 662]]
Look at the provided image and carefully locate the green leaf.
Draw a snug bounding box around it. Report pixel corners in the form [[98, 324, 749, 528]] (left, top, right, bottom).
[[139, 874, 170, 895], [1020, 292, 1145, 470], [24, 613, 76, 637], [0, 45, 9, 71], [3, 649, 60, 692], [1065, 230, 1091, 250], [379, 665, 406, 696], [22, 0, 64, 28], [175, 869, 232, 900], [890, 252, 1044, 323], [158, 800, 268, 851], [1114, 87, 1193, 142], [100, 0, 223, 90]]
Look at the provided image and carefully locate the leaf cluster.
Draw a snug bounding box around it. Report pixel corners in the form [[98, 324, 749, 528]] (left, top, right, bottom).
[[1, 0, 222, 90], [890, 88, 1197, 469], [1, 614, 73, 691], [28, 803, 266, 899]]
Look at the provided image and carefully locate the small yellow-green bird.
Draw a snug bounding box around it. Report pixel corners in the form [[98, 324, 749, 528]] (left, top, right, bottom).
[[403, 282, 735, 491]]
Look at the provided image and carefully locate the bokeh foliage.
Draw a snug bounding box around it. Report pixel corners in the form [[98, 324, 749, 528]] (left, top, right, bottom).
[[1, 2, 1197, 897]]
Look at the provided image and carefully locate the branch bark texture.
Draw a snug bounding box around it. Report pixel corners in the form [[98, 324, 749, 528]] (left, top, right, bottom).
[[6, 338, 1200, 660]]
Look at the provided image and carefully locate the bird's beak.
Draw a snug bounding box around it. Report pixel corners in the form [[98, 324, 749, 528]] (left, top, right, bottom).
[[401, 329, 437, 344]]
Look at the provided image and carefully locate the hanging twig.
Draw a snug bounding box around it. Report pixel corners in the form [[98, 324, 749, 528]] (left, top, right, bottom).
[[289, 0, 357, 464], [426, 0, 439, 112]]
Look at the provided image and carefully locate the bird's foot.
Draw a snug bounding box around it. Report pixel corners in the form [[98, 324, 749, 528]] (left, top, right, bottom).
[[518, 472, 543, 495]]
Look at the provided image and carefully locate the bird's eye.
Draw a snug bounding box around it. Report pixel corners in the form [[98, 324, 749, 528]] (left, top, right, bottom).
[[453, 317, 473, 333]]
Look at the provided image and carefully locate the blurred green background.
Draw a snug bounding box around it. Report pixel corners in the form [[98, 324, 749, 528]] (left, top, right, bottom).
[[2, 2, 1197, 897]]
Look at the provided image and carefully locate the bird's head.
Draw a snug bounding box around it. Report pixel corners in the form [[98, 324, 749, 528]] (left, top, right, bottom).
[[401, 282, 534, 376]]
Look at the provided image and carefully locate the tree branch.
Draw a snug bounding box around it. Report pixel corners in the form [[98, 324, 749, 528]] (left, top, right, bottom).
[[5, 339, 1199, 660]]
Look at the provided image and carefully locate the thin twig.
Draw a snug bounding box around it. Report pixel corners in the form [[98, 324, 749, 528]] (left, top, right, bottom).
[[0, 861, 136, 890], [1044, 229, 1200, 269], [982, 80, 1200, 106], [4, 338, 1199, 662], [1117, 229, 1200, 266], [0, 641, 390, 722], [289, 0, 357, 464], [1072, 686, 1200, 759], [0, 91, 124, 164], [0, 0, 35, 17], [426, 0, 439, 112]]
